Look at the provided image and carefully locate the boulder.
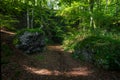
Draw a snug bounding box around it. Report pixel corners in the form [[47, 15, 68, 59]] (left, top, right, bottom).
[[15, 31, 46, 54]]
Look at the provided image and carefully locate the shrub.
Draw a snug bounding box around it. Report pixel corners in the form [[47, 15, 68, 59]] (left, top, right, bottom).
[[74, 36, 120, 70]]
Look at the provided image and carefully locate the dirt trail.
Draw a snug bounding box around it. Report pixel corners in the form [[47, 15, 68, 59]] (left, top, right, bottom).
[[1, 30, 120, 80]]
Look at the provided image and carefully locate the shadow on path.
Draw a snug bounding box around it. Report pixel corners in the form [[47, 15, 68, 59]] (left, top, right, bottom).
[[1, 30, 120, 80]]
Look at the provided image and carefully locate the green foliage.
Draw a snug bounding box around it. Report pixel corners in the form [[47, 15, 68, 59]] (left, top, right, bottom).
[[50, 26, 65, 44], [63, 26, 120, 70], [13, 38, 20, 45], [26, 28, 44, 33], [73, 36, 120, 70], [57, 1, 89, 28], [63, 29, 92, 51], [0, 14, 18, 30], [16, 28, 44, 36]]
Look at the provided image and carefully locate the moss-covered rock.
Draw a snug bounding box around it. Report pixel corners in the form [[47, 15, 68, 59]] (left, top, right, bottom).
[[13, 28, 46, 54]]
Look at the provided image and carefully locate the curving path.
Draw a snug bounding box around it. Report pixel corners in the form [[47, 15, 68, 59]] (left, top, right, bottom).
[[1, 30, 120, 80]]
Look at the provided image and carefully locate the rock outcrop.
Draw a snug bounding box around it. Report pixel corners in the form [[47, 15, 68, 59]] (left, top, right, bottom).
[[15, 31, 46, 54]]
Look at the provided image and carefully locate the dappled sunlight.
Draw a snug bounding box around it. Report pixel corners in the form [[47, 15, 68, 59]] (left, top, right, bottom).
[[23, 65, 93, 76], [47, 45, 64, 51], [23, 65, 62, 76], [22, 44, 94, 77], [47, 45, 73, 53], [66, 67, 93, 76]]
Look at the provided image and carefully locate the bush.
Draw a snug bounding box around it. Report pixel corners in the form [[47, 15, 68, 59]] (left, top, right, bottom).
[[74, 36, 120, 70]]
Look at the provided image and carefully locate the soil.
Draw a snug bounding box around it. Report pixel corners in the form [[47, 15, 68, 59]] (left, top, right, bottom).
[[1, 30, 120, 80]]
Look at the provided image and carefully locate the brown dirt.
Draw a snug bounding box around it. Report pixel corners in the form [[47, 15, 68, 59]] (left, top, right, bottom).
[[1, 30, 120, 80]]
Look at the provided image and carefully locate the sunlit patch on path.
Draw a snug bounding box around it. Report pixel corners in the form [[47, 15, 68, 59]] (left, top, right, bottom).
[[23, 65, 93, 76], [22, 45, 94, 77]]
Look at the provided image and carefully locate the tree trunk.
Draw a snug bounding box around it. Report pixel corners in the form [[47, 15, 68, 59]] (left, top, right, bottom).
[[27, 8, 30, 29], [89, 0, 95, 28], [105, 0, 108, 12], [31, 8, 34, 28], [115, 0, 119, 27]]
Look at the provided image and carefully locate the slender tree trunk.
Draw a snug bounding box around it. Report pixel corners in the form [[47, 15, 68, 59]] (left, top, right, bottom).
[[115, 0, 119, 26], [27, 8, 30, 29], [89, 0, 94, 28], [40, 15, 43, 29], [89, 0, 96, 30], [116, 0, 119, 15], [105, 0, 108, 12], [97, 0, 101, 10], [96, 0, 101, 27], [31, 8, 34, 28]]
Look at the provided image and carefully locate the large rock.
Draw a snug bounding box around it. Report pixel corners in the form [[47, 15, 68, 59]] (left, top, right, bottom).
[[15, 31, 46, 54]]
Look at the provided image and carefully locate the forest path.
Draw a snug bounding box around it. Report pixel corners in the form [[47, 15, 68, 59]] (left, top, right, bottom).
[[1, 30, 120, 80]]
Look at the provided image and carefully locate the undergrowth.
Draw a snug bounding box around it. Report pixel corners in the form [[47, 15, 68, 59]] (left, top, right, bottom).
[[63, 28, 120, 70]]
